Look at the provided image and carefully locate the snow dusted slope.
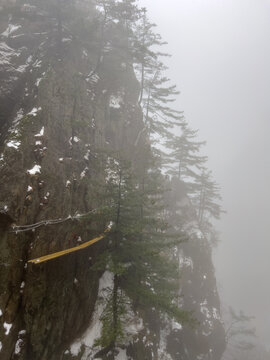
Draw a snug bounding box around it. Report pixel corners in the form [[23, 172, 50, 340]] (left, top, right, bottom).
[[0, 5, 50, 143]]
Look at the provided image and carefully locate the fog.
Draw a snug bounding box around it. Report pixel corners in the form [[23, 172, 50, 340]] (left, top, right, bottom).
[[139, 0, 270, 348]]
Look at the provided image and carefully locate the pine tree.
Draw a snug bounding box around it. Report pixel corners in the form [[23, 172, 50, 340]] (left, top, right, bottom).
[[130, 9, 184, 147], [121, 154, 184, 316], [165, 121, 223, 244], [142, 62, 183, 138], [133, 8, 167, 105], [224, 307, 256, 357], [93, 0, 140, 70], [190, 168, 223, 243], [92, 152, 193, 357], [165, 120, 207, 182]]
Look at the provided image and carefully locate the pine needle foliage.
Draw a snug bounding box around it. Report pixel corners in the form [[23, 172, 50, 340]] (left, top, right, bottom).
[[92, 153, 193, 354]]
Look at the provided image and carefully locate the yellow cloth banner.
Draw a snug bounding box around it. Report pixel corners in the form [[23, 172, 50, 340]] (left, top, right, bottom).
[[28, 228, 110, 264]]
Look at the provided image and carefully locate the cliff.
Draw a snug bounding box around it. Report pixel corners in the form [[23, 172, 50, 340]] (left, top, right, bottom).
[[0, 1, 225, 359]]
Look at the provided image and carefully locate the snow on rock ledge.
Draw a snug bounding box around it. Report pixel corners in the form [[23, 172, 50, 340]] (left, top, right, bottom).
[[27, 165, 41, 175], [109, 94, 122, 109], [69, 271, 114, 358], [1, 24, 21, 38], [7, 140, 20, 149], [27, 107, 42, 117]]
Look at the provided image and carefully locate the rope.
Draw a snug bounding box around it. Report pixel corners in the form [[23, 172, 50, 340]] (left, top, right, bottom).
[[28, 227, 111, 264], [10, 209, 98, 233]]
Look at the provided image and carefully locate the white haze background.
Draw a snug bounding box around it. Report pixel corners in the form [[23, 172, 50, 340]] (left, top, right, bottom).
[[139, 0, 270, 348]]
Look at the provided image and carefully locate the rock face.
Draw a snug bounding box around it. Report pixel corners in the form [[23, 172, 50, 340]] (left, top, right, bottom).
[[162, 179, 226, 360], [0, 1, 225, 359]]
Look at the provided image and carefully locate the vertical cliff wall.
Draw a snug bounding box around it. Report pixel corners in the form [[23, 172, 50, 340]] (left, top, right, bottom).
[[0, 1, 225, 359]]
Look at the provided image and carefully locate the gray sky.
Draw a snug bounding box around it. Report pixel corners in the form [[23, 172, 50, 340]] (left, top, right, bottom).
[[139, 0, 270, 347]]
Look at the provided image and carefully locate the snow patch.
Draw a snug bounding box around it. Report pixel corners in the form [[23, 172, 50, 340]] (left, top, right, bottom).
[[21, 4, 37, 13], [1, 24, 21, 38], [192, 228, 203, 239], [7, 140, 20, 149], [13, 109, 24, 126], [172, 320, 182, 331], [86, 72, 100, 84], [69, 136, 80, 146], [27, 165, 41, 175], [84, 150, 91, 160], [16, 64, 29, 73], [212, 307, 220, 320], [80, 167, 88, 179], [35, 126, 44, 137], [179, 256, 193, 270], [62, 37, 72, 43], [4, 322, 12, 335], [125, 316, 143, 337], [200, 300, 211, 319], [158, 325, 173, 360], [70, 271, 114, 358], [27, 107, 41, 117], [32, 59, 42, 68], [14, 339, 23, 354], [96, 4, 105, 13], [0, 42, 20, 66], [35, 78, 42, 86], [107, 221, 114, 230], [109, 94, 122, 109], [26, 55, 33, 64], [105, 157, 120, 183]]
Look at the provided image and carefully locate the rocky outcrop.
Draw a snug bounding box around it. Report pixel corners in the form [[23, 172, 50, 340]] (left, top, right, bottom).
[[0, 1, 225, 359]]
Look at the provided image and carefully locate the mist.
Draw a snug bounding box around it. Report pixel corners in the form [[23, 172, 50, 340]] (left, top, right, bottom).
[[139, 0, 270, 348], [1, 0, 269, 357]]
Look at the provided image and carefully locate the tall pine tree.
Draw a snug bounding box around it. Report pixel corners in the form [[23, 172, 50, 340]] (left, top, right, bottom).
[[92, 152, 193, 357]]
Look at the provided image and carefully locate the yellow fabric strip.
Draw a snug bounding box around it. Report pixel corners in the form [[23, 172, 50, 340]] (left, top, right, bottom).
[[28, 228, 110, 264]]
